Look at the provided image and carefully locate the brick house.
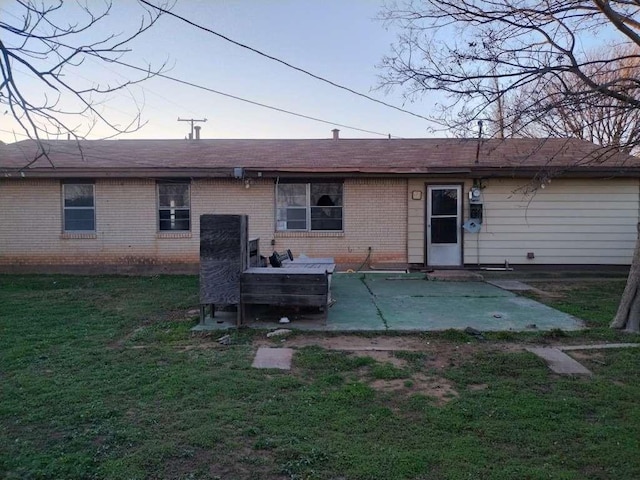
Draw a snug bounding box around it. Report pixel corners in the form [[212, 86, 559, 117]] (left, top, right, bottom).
[[1, 136, 639, 273]]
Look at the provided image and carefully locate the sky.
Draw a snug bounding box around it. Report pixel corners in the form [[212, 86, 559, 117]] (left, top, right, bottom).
[[0, 0, 442, 143]]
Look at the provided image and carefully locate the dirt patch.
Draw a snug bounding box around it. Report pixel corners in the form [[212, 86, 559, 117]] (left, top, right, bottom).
[[277, 335, 526, 406], [525, 281, 580, 299], [567, 350, 608, 367], [260, 334, 524, 374], [266, 334, 504, 406], [350, 350, 408, 367], [370, 378, 407, 392], [260, 333, 521, 353], [568, 350, 605, 361], [370, 374, 459, 405], [161, 445, 278, 480], [412, 373, 459, 404], [259, 334, 428, 351]]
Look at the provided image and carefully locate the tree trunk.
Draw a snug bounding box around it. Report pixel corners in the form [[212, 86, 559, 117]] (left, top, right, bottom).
[[611, 222, 640, 332]]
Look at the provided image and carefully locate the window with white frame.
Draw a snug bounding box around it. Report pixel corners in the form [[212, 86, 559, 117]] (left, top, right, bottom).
[[62, 183, 95, 232], [158, 182, 190, 231], [276, 182, 343, 231]]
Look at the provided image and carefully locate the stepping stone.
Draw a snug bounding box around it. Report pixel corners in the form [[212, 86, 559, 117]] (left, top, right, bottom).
[[526, 347, 592, 375], [252, 347, 293, 370]]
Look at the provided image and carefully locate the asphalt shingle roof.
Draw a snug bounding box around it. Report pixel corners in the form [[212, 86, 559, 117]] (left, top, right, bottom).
[[1, 137, 638, 177]]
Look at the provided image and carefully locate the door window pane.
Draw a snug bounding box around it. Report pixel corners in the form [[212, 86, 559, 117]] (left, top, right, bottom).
[[431, 217, 458, 244], [431, 189, 457, 215]]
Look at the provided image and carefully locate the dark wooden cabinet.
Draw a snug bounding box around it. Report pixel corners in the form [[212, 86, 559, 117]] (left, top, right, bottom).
[[199, 214, 248, 306]]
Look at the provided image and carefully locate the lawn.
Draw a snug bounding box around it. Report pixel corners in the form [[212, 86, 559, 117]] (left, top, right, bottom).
[[1, 275, 639, 479]]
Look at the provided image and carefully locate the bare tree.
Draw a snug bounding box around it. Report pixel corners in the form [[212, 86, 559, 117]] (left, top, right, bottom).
[[482, 49, 640, 151], [0, 0, 170, 153], [527, 49, 640, 152], [380, 0, 640, 332]]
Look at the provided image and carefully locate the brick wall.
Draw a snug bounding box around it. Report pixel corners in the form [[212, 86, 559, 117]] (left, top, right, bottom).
[[274, 178, 408, 267], [0, 177, 408, 271]]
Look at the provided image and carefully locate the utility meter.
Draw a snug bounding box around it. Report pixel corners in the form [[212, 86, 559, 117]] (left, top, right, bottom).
[[468, 187, 483, 224], [469, 187, 482, 204]]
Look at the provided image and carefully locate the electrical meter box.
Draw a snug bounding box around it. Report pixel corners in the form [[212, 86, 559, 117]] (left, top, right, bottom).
[[468, 187, 483, 223]]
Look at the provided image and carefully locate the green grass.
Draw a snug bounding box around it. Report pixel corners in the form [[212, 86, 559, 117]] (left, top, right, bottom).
[[528, 280, 627, 328], [1, 275, 639, 479], [524, 279, 640, 342]]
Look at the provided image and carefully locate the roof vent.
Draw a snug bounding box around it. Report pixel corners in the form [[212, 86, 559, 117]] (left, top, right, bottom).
[[332, 129, 340, 140]]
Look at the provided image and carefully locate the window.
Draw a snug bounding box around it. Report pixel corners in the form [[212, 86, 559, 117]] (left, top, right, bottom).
[[276, 182, 343, 231], [63, 183, 95, 232], [158, 182, 190, 231]]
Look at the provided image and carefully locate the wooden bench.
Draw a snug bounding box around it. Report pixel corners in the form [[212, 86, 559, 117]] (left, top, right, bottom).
[[239, 264, 334, 325]]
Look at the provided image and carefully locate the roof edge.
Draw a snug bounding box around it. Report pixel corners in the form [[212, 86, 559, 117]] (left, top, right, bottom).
[[3, 165, 640, 179]]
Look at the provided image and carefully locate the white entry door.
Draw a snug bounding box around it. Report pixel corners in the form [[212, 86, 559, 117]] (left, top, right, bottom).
[[426, 185, 462, 267]]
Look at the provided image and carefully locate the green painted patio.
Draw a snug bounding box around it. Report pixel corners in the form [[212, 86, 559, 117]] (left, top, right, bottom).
[[193, 273, 584, 332]]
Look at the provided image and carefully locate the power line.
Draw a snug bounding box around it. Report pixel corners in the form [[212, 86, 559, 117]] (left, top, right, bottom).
[[2, 4, 202, 119], [0, 5, 401, 139], [102, 57, 400, 137], [139, 0, 430, 123], [3, 43, 397, 139]]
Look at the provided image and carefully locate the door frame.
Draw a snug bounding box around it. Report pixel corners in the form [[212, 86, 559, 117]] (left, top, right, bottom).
[[424, 182, 464, 267]]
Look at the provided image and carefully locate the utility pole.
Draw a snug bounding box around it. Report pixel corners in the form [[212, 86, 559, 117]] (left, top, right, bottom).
[[178, 117, 207, 139]]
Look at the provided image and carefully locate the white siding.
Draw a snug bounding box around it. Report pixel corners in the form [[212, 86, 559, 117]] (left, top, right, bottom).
[[464, 178, 640, 265]]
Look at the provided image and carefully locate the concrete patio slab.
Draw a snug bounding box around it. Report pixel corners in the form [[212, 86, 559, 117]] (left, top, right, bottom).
[[527, 347, 592, 375], [377, 294, 580, 331], [252, 347, 294, 370], [192, 272, 584, 332], [322, 273, 384, 330], [366, 277, 513, 298]]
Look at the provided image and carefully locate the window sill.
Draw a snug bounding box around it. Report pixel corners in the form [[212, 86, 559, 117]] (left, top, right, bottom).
[[61, 232, 97, 240], [157, 231, 192, 239], [275, 231, 344, 238]]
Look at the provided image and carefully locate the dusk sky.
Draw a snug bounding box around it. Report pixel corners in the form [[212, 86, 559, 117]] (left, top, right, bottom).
[[0, 0, 443, 143]]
